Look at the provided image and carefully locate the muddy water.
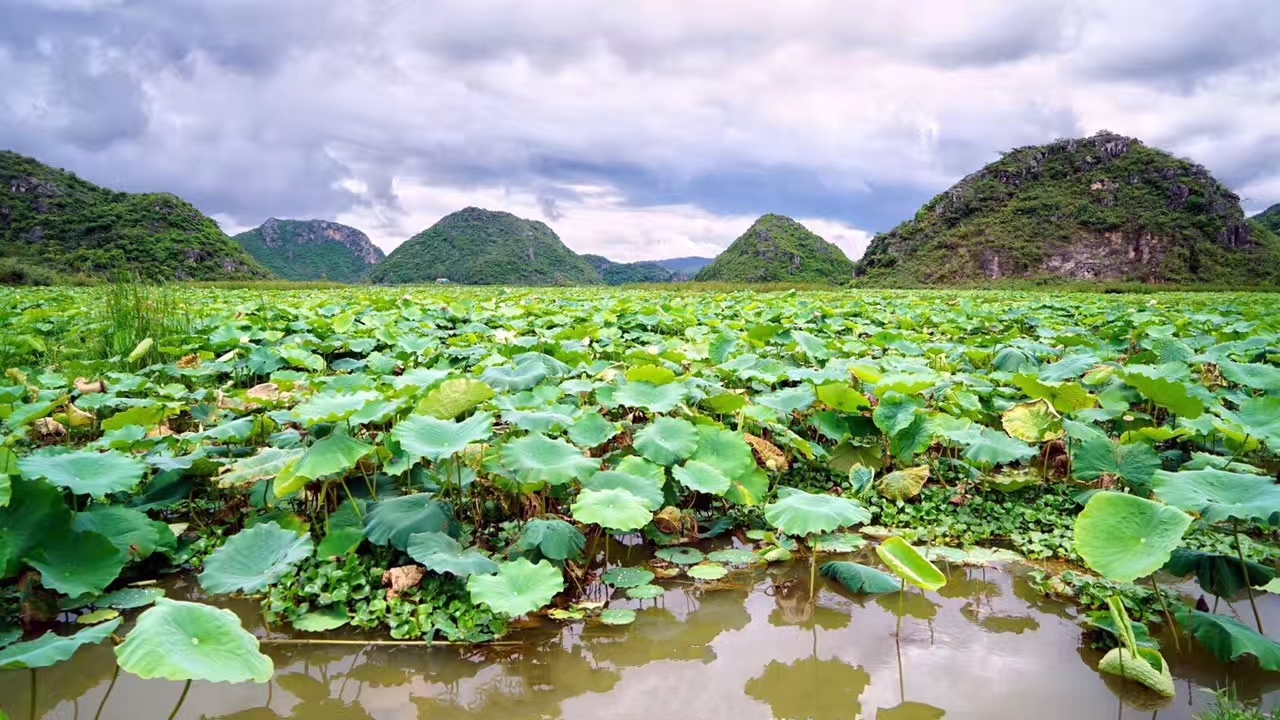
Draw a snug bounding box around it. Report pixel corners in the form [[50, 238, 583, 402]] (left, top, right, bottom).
[[3, 559, 1279, 720]]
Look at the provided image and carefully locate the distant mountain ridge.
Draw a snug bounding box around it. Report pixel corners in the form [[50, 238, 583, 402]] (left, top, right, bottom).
[[652, 256, 713, 277], [1255, 204, 1280, 236], [0, 151, 269, 281], [696, 214, 855, 284], [234, 218, 384, 282], [370, 207, 601, 285], [581, 255, 675, 284]]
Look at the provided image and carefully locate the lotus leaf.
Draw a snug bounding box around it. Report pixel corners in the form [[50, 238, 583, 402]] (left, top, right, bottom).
[[200, 521, 313, 594], [672, 460, 731, 495], [407, 531, 499, 578], [1073, 438, 1161, 491], [686, 562, 727, 580], [26, 528, 127, 597], [875, 466, 929, 501], [292, 391, 380, 425], [1119, 370, 1204, 418], [600, 608, 637, 625], [502, 433, 599, 486], [1098, 597, 1174, 696], [0, 618, 120, 670], [1235, 396, 1280, 453], [613, 381, 689, 413], [764, 489, 871, 537], [275, 432, 374, 497], [1001, 400, 1064, 443], [626, 364, 676, 385], [1151, 468, 1280, 524], [1165, 548, 1276, 598], [516, 518, 586, 561], [582, 470, 664, 510], [0, 477, 72, 578], [391, 411, 493, 464], [219, 447, 303, 488], [115, 599, 273, 683], [815, 383, 869, 412], [633, 417, 699, 466], [466, 558, 564, 617], [874, 537, 946, 592], [567, 412, 619, 449], [811, 533, 868, 553], [626, 584, 665, 599], [707, 548, 761, 564], [601, 566, 655, 588], [820, 561, 901, 594], [1012, 374, 1096, 414], [97, 587, 165, 609], [72, 506, 162, 559], [416, 378, 495, 419], [1179, 609, 1280, 671], [1074, 491, 1191, 583], [656, 547, 705, 565], [364, 494, 455, 550], [1219, 361, 1280, 392], [571, 488, 653, 531], [960, 427, 1037, 468], [19, 449, 146, 498]]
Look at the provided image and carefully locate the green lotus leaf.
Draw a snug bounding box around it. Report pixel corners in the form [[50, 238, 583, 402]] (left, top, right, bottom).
[[501, 433, 599, 486], [792, 330, 831, 359], [1165, 548, 1276, 598], [1178, 609, 1280, 671], [704, 392, 747, 414], [415, 378, 495, 419], [707, 548, 762, 564], [316, 498, 366, 559], [815, 383, 869, 412], [1073, 491, 1191, 583], [601, 566, 655, 588], [633, 417, 699, 466], [811, 533, 868, 553], [292, 391, 381, 425], [690, 427, 762, 503], [686, 562, 727, 581], [480, 362, 548, 392], [626, 364, 676, 385], [26, 529, 127, 597], [600, 608, 637, 625], [614, 455, 666, 483], [872, 393, 922, 437], [671, 460, 731, 495], [764, 489, 871, 537], [276, 433, 375, 497], [874, 537, 947, 592], [1012, 374, 1096, 414], [1073, 438, 1161, 491], [76, 608, 120, 625], [1219, 360, 1280, 392], [115, 599, 273, 683], [1235, 396, 1280, 453], [571, 488, 653, 531], [0, 618, 121, 670], [100, 404, 169, 433], [391, 411, 493, 464], [503, 406, 577, 434], [613, 381, 689, 413], [97, 587, 165, 610], [626, 584, 666, 599], [876, 466, 929, 502], [960, 427, 1037, 468], [820, 561, 901, 594], [567, 412, 620, 449], [656, 547, 705, 565], [73, 506, 162, 559], [1001, 400, 1064, 443], [199, 521, 314, 594], [1118, 370, 1205, 419], [1150, 468, 1280, 524], [19, 449, 146, 498], [219, 447, 303, 488], [0, 477, 72, 578], [756, 384, 817, 415], [466, 558, 564, 617], [516, 518, 586, 561], [407, 531, 499, 578], [1098, 643, 1174, 697], [291, 606, 350, 632], [364, 494, 454, 550]]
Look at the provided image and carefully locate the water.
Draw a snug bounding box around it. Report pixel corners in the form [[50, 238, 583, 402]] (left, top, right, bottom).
[[3, 559, 1278, 720]]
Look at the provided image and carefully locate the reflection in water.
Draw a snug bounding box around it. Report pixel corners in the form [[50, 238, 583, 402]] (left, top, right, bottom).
[[1, 560, 1277, 720]]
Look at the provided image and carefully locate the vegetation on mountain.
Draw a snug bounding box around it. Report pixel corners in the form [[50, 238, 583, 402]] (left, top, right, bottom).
[[1255, 204, 1280, 236], [696, 214, 854, 284], [652, 256, 713, 277], [581, 255, 675, 284], [369, 207, 601, 285], [857, 132, 1280, 285], [233, 218, 384, 283], [0, 151, 269, 282]]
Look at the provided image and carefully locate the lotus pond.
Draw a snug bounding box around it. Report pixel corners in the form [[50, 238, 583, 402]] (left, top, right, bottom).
[[1, 286, 1280, 718]]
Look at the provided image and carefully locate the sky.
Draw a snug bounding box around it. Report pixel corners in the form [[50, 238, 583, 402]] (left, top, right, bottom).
[[1, 0, 1278, 262]]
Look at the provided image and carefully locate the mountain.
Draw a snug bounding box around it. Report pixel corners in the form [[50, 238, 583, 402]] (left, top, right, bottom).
[[0, 151, 269, 282], [369, 207, 601, 285], [695, 214, 855, 284], [582, 255, 675, 284], [1255, 204, 1280, 236], [233, 218, 384, 282], [652, 256, 713, 277], [857, 131, 1280, 285]]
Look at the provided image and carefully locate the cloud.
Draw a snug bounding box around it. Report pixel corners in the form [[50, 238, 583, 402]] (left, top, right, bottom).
[[0, 0, 1278, 262]]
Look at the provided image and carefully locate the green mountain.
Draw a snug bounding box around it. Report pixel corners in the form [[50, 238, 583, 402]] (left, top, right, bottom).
[[582, 254, 675, 284], [233, 218, 384, 282], [0, 151, 269, 282], [695, 214, 855, 284], [857, 131, 1280, 285], [369, 207, 601, 285], [1255, 204, 1280, 236], [653, 256, 713, 277]]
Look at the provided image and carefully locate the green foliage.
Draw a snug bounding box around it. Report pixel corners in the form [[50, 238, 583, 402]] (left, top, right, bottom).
[[0, 151, 270, 281], [1197, 688, 1280, 720], [696, 214, 855, 284], [369, 207, 602, 285], [232, 219, 384, 283], [582, 254, 677, 284]]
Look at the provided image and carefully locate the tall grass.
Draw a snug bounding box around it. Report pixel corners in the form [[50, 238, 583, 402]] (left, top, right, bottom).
[[1198, 689, 1279, 720], [94, 279, 190, 366]]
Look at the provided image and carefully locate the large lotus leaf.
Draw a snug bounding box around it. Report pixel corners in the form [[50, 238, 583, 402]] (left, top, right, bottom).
[[0, 618, 120, 669], [364, 494, 455, 550], [1178, 609, 1280, 671], [1219, 361, 1280, 392], [480, 362, 548, 392], [0, 477, 72, 578], [219, 447, 303, 488], [1098, 646, 1175, 697], [1151, 468, 1280, 524], [764, 489, 871, 537], [199, 521, 314, 594], [875, 466, 929, 501], [1119, 370, 1205, 418], [100, 404, 169, 433], [1073, 491, 1191, 583], [872, 393, 923, 437], [1012, 374, 1096, 414], [415, 378, 495, 419], [874, 537, 946, 592], [292, 391, 381, 425], [316, 498, 366, 559], [516, 518, 586, 561], [73, 506, 162, 559], [820, 561, 900, 594], [407, 531, 499, 578], [466, 558, 564, 618], [960, 426, 1037, 468], [501, 433, 599, 486], [1073, 438, 1161, 491], [815, 383, 869, 412], [1165, 548, 1276, 598], [756, 385, 817, 415], [26, 529, 127, 597], [672, 460, 731, 495], [571, 487, 653, 531], [19, 450, 146, 498], [691, 426, 757, 479], [567, 412, 620, 449], [1236, 396, 1280, 453], [613, 381, 689, 413], [275, 432, 375, 497], [601, 566, 655, 588], [1001, 400, 1064, 443], [726, 467, 770, 506], [115, 599, 273, 683], [391, 411, 493, 464], [633, 417, 699, 466], [582, 470, 664, 510]]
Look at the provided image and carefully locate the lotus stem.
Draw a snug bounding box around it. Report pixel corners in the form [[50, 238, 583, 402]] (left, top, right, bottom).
[[896, 578, 905, 638], [1148, 576, 1181, 653], [93, 664, 119, 720], [808, 533, 817, 601], [1233, 520, 1265, 634], [166, 679, 191, 720], [339, 479, 363, 521]]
